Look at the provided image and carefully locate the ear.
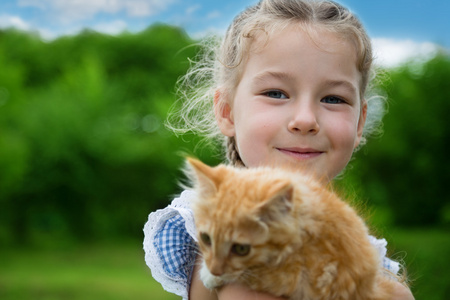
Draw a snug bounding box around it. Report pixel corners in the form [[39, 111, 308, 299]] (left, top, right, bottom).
[[186, 157, 222, 198], [214, 89, 235, 137], [256, 181, 294, 223], [241, 217, 270, 244], [354, 100, 367, 148]]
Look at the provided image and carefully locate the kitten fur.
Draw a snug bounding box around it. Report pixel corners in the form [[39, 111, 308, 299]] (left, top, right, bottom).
[[186, 158, 397, 300]]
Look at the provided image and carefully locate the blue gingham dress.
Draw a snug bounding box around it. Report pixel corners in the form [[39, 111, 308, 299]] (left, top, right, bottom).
[[143, 190, 400, 300]]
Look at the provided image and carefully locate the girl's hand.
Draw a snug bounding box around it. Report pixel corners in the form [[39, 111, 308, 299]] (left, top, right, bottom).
[[189, 258, 413, 300], [189, 259, 218, 300], [216, 282, 415, 300], [217, 283, 286, 300], [392, 282, 415, 300], [201, 282, 413, 300], [189, 256, 284, 300]]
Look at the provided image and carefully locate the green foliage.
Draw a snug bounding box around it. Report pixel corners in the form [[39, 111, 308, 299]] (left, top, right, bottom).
[[389, 228, 450, 300], [0, 26, 219, 246], [345, 53, 450, 226]]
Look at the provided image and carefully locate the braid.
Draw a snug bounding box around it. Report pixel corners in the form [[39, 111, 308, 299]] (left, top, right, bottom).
[[226, 137, 245, 167]]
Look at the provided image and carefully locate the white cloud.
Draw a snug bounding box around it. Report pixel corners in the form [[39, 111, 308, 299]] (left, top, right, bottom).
[[18, 0, 176, 23], [191, 26, 226, 40], [0, 14, 60, 40], [185, 4, 201, 15], [36, 28, 60, 40], [0, 14, 31, 31], [92, 20, 128, 35], [206, 10, 221, 20], [372, 38, 439, 68]]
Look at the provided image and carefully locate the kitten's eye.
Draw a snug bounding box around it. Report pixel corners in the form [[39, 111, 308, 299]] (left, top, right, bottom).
[[200, 233, 212, 246], [231, 244, 251, 256]]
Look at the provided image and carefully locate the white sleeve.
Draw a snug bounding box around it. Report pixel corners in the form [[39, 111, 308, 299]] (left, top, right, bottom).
[[368, 235, 401, 275], [143, 190, 198, 300]]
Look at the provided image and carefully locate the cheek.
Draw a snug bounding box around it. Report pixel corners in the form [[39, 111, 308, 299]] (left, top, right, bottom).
[[326, 113, 359, 148], [234, 103, 283, 142], [336, 125, 357, 148], [237, 118, 277, 142], [233, 109, 278, 163]]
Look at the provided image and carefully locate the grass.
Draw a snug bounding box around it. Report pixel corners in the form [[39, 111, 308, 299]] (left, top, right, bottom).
[[0, 228, 448, 300], [0, 242, 180, 300]]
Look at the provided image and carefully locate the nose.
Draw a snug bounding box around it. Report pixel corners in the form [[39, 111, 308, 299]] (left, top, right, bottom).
[[288, 102, 320, 134], [209, 259, 225, 276]]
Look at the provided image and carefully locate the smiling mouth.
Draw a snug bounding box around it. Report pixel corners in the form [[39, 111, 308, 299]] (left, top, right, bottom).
[[277, 148, 323, 160]]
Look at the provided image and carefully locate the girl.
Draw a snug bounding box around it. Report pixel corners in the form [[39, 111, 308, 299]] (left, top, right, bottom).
[[144, 0, 415, 299]]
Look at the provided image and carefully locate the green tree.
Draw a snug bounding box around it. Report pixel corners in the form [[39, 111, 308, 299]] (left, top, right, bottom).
[[348, 53, 450, 226], [0, 26, 217, 246]]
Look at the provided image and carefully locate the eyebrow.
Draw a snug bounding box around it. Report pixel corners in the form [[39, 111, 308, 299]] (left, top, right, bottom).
[[323, 80, 358, 96], [251, 71, 296, 86]]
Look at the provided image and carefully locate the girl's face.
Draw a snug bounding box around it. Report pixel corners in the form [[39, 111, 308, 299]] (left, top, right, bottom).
[[216, 24, 367, 181]]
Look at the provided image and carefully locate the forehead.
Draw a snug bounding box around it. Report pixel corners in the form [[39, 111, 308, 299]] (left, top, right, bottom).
[[248, 21, 359, 61], [250, 23, 357, 63], [240, 23, 361, 90]]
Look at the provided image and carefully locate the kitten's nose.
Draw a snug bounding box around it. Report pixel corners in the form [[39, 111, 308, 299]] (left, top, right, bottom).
[[210, 260, 224, 276]]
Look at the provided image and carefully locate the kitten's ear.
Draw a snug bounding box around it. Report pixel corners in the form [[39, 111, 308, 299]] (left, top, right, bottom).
[[186, 157, 222, 198], [256, 181, 294, 223]]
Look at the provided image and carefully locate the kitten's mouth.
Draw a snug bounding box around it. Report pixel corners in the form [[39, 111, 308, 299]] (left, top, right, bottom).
[[277, 147, 323, 160], [215, 272, 240, 283]]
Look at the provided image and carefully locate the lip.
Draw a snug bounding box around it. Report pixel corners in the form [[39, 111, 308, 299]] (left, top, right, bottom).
[[276, 147, 324, 160]]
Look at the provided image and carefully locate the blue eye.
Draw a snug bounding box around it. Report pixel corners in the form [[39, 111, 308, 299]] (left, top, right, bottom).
[[322, 96, 346, 104], [264, 90, 288, 99]]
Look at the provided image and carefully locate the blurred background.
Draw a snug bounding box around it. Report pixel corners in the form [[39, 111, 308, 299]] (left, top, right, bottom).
[[0, 1, 449, 299]]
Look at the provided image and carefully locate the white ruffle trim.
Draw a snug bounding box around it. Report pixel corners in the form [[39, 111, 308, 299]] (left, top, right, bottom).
[[143, 190, 197, 300], [368, 235, 400, 275]]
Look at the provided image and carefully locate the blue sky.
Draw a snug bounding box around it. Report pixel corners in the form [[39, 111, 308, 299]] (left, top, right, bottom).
[[0, 0, 448, 66]]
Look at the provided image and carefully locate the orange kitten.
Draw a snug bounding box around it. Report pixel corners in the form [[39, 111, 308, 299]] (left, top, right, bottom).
[[186, 158, 397, 300]]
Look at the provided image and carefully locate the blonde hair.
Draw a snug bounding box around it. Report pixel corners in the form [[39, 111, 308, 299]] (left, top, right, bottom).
[[168, 0, 386, 166]]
